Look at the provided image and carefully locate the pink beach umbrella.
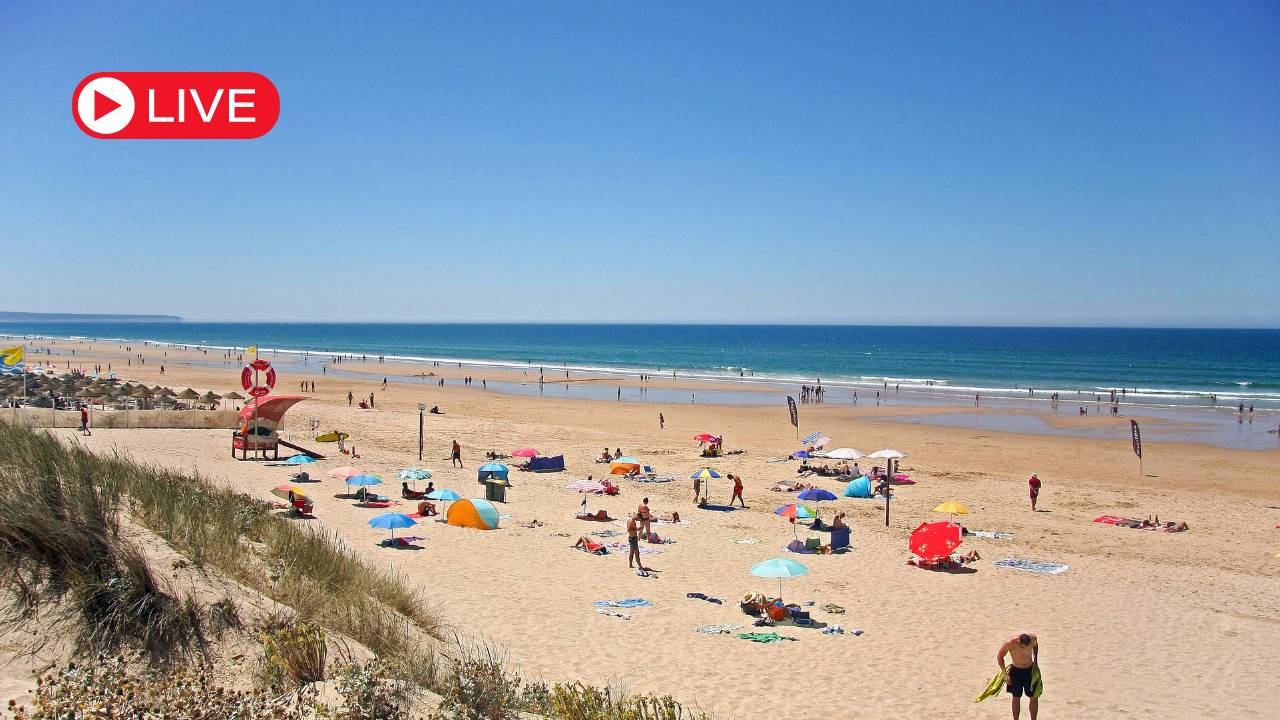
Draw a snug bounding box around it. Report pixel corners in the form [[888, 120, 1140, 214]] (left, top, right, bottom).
[[512, 448, 539, 458]]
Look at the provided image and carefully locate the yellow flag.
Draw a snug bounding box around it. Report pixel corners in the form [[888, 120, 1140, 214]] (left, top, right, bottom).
[[0, 345, 23, 371], [246, 346, 258, 355]]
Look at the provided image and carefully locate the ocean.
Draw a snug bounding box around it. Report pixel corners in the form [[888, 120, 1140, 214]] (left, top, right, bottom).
[[3, 322, 1278, 410]]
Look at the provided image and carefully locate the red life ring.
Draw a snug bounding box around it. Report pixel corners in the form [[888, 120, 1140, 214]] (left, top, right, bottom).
[[241, 361, 277, 397]]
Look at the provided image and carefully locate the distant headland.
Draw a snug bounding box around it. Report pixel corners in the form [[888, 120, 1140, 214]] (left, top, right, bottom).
[[0, 311, 182, 323]]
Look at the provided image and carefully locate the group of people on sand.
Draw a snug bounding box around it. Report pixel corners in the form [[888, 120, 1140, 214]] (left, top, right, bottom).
[[597, 447, 626, 463]]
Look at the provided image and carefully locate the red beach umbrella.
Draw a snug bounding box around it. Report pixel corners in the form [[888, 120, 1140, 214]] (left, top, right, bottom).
[[693, 433, 718, 443], [909, 521, 963, 561], [512, 448, 539, 458]]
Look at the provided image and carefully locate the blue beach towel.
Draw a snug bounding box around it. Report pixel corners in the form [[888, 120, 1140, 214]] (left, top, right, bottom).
[[594, 598, 652, 608], [993, 558, 1070, 574]]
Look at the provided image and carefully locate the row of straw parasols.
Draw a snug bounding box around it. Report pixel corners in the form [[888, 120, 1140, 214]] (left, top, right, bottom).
[[0, 372, 245, 408]]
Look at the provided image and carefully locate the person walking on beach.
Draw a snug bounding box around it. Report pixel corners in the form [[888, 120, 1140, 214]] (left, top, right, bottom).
[[626, 514, 648, 571], [79, 405, 91, 436], [638, 497, 652, 537], [997, 633, 1040, 720], [730, 473, 745, 508], [1028, 474, 1042, 512], [382, 377, 387, 389], [659, 413, 664, 429], [347, 391, 353, 407], [692, 475, 702, 503], [451, 439, 463, 468]]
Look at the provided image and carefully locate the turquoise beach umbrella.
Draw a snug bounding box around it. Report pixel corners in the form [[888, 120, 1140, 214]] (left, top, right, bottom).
[[749, 557, 810, 599], [346, 474, 383, 487], [426, 489, 461, 501], [285, 455, 316, 465], [398, 467, 433, 481]]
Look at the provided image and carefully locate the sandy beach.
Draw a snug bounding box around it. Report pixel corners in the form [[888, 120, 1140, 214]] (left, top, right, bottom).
[[15, 338, 1280, 718]]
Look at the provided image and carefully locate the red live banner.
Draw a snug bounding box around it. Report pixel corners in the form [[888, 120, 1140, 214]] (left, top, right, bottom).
[[73, 72, 279, 139]]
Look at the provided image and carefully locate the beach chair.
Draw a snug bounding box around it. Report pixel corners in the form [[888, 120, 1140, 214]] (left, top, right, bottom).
[[830, 526, 851, 552], [804, 537, 822, 552], [643, 465, 657, 477], [790, 609, 813, 626]]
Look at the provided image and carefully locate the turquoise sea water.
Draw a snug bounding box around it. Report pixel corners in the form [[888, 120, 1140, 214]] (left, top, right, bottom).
[[4, 322, 1278, 410]]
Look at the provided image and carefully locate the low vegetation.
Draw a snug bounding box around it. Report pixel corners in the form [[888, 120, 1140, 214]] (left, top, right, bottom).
[[0, 423, 709, 719]]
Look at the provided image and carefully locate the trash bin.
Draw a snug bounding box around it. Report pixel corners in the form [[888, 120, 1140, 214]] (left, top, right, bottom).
[[482, 480, 507, 503]]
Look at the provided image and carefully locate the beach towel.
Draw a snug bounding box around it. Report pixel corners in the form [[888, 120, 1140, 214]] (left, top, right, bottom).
[[686, 592, 724, 604], [820, 603, 846, 615], [636, 475, 676, 483], [732, 538, 761, 545], [596, 608, 630, 620], [821, 624, 844, 635], [1093, 515, 1129, 525], [1031, 666, 1044, 698], [736, 632, 796, 644], [965, 530, 1014, 539], [589, 529, 622, 538], [766, 457, 792, 464], [993, 558, 1070, 574], [605, 542, 660, 555], [697, 504, 737, 512], [975, 670, 1004, 703], [693, 624, 742, 634], [594, 598, 651, 608], [653, 518, 690, 525]]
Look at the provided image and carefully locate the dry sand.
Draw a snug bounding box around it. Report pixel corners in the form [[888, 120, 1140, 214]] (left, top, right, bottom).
[[15, 339, 1280, 718]]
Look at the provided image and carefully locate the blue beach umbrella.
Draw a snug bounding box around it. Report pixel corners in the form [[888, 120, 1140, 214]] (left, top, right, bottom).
[[426, 488, 461, 513], [797, 488, 837, 502], [285, 455, 316, 465], [368, 512, 417, 540], [346, 474, 384, 487], [749, 557, 810, 599], [791, 450, 812, 459]]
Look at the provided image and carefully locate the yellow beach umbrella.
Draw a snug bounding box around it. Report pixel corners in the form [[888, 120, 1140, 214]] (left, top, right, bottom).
[[271, 485, 307, 501], [933, 500, 970, 521]]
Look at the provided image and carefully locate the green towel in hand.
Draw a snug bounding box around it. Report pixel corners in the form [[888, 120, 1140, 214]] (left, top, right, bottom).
[[1031, 666, 1043, 699], [975, 670, 1004, 703]]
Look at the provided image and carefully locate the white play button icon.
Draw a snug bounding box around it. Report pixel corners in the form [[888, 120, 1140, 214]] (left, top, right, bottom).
[[76, 76, 135, 135]]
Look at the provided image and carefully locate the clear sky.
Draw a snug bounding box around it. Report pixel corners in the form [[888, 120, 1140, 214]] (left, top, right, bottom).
[[2, 1, 1277, 326]]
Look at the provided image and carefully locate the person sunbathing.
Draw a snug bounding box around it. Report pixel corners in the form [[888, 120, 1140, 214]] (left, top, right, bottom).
[[573, 536, 607, 554], [831, 512, 848, 530], [417, 500, 437, 517], [402, 482, 426, 499], [953, 549, 981, 563], [655, 511, 681, 523]]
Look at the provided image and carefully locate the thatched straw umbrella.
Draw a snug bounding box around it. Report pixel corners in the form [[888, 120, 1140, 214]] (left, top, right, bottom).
[[199, 391, 221, 409]]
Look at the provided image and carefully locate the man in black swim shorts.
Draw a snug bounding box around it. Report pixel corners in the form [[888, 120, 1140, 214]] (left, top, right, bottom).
[[997, 632, 1039, 719]]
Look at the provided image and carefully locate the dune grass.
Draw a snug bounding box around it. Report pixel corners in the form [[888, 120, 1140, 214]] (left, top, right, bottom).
[[0, 423, 710, 719], [0, 422, 442, 668]]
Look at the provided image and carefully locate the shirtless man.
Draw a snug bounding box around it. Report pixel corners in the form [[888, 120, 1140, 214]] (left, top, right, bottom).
[[626, 513, 647, 571], [997, 633, 1040, 720], [637, 497, 652, 536]]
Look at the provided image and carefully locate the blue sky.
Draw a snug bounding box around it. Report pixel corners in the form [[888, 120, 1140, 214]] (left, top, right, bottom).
[[2, 1, 1277, 326]]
